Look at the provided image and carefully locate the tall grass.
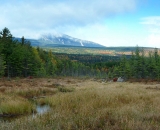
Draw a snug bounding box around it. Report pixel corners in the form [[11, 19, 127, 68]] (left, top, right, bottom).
[[0, 94, 35, 115], [1, 81, 160, 129], [15, 87, 57, 98]]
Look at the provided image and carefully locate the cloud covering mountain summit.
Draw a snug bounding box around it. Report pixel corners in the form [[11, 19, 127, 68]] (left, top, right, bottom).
[[27, 33, 104, 47]]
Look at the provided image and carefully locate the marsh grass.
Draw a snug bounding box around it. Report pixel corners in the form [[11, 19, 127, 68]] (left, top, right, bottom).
[[15, 87, 57, 99], [0, 94, 35, 115], [1, 79, 160, 130], [57, 86, 75, 92], [0, 87, 6, 92]]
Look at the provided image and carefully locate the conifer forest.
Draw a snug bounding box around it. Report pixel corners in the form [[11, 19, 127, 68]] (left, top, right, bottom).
[[0, 27, 160, 81]]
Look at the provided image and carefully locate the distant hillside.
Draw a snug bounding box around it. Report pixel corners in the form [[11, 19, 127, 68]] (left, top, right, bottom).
[[14, 36, 159, 56], [41, 46, 159, 56], [15, 33, 105, 48]]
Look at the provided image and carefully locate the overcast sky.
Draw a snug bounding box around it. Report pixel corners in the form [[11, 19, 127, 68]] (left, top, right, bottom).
[[0, 0, 160, 47]]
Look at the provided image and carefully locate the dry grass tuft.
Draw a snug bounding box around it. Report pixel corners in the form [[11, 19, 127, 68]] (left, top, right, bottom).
[[0, 94, 35, 115], [1, 78, 160, 130]]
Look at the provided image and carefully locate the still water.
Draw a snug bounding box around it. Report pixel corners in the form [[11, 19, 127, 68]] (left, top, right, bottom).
[[0, 105, 51, 122]]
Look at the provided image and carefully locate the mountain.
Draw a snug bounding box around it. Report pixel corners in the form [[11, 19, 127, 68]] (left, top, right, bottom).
[[19, 34, 105, 48]]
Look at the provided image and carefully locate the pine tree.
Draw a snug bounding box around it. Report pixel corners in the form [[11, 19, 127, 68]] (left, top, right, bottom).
[[129, 51, 135, 78], [139, 48, 148, 79], [0, 27, 15, 78], [0, 56, 5, 77], [133, 46, 142, 78], [119, 55, 126, 77]]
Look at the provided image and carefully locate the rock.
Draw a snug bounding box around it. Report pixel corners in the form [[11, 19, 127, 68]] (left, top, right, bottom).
[[117, 77, 124, 82]]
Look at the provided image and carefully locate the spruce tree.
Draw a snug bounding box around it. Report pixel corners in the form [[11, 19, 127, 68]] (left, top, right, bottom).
[[0, 27, 15, 78], [0, 56, 5, 77]]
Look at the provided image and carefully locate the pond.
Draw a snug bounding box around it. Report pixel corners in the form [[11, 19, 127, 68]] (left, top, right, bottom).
[[32, 105, 50, 118], [0, 105, 51, 122]]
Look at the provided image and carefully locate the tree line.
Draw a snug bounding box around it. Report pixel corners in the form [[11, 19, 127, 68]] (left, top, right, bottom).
[[2, 27, 157, 80], [110, 47, 160, 81], [0, 27, 109, 78], [54, 53, 121, 63]]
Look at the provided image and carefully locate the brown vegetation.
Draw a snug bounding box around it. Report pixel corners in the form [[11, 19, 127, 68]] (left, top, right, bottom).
[[0, 77, 160, 130]]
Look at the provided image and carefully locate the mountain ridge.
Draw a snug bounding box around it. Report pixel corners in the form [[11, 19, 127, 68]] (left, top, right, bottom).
[[16, 33, 105, 48]]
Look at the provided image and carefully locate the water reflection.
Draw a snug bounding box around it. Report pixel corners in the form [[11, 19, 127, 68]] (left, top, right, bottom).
[[0, 105, 51, 122], [33, 105, 50, 118]]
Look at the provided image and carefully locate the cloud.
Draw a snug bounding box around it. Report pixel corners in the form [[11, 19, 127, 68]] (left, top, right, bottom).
[[140, 16, 160, 47], [148, 34, 160, 47], [63, 23, 147, 47], [140, 16, 160, 34], [0, 0, 137, 38], [140, 16, 160, 29]]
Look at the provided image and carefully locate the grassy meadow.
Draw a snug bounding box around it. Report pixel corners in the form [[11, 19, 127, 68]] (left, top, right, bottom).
[[0, 77, 160, 130]]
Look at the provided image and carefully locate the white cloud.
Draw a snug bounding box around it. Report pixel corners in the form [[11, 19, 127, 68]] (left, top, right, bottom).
[[62, 23, 147, 47], [140, 16, 160, 26], [0, 0, 137, 37], [140, 16, 160, 48], [140, 16, 160, 34], [1, 0, 151, 47], [148, 34, 160, 47]]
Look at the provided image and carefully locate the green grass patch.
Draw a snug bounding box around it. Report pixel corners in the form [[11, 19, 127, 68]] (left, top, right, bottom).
[[0, 94, 35, 115], [57, 87, 74, 93]]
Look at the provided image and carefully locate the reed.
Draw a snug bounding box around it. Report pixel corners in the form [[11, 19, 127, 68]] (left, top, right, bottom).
[[15, 87, 56, 99], [0, 94, 35, 115], [1, 79, 160, 130]]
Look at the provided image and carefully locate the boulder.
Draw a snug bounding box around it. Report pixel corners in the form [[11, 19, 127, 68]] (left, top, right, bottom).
[[117, 77, 124, 82]]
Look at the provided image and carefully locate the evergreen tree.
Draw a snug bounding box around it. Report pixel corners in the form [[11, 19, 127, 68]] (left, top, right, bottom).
[[0, 56, 5, 77], [0, 27, 15, 78], [133, 46, 142, 78], [32, 48, 45, 77]]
